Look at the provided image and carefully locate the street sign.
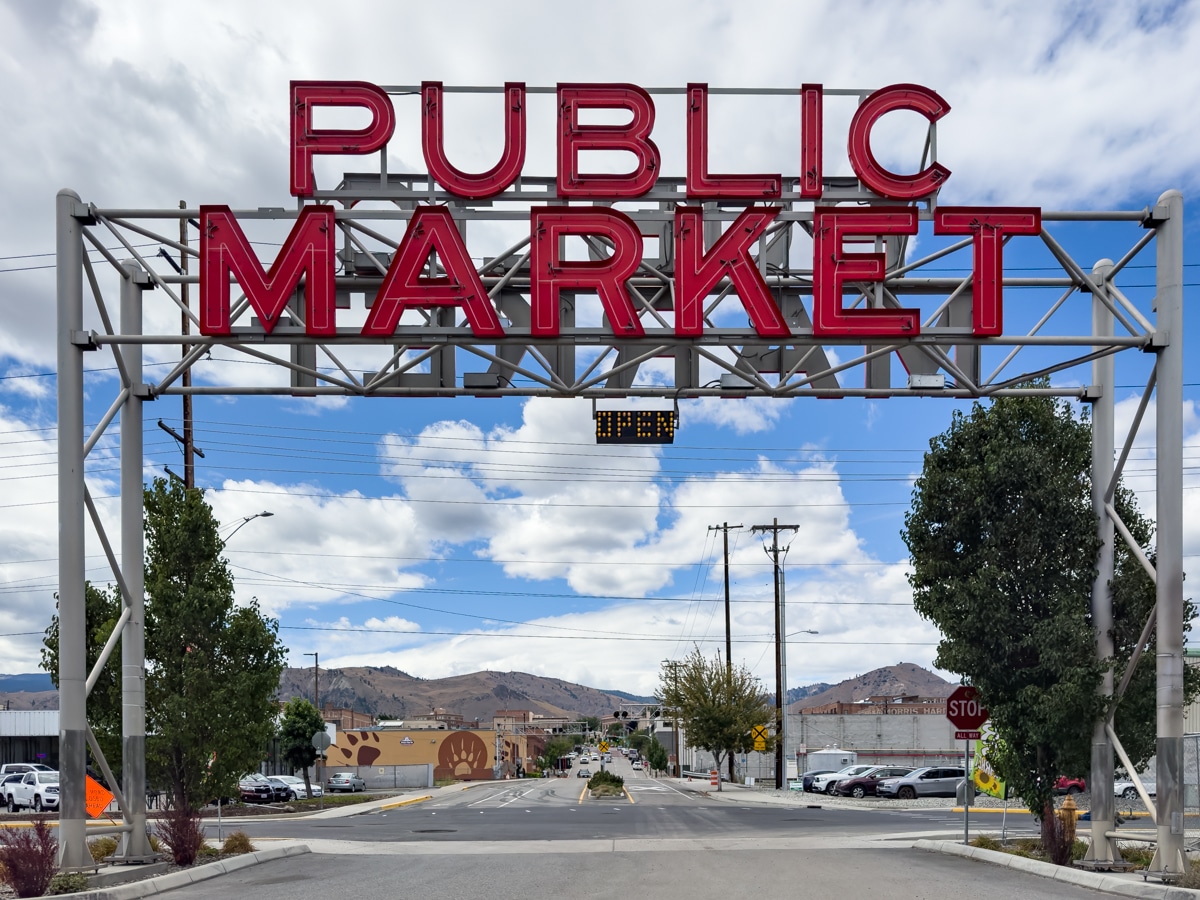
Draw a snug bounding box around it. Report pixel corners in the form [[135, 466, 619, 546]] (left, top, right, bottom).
[[84, 775, 114, 818], [751, 724, 769, 751], [946, 685, 989, 731], [954, 730, 982, 740], [599, 741, 609, 752], [311, 730, 332, 751]]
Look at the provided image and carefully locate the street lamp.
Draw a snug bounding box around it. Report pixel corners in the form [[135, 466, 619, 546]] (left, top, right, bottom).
[[219, 510, 273, 547], [783, 628, 819, 785]]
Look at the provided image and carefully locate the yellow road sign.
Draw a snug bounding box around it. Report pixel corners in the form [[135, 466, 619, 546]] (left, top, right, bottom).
[[599, 741, 609, 752], [751, 725, 769, 751]]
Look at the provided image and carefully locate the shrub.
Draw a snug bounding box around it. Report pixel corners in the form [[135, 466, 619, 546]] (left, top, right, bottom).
[[221, 831, 255, 855], [1040, 801, 1075, 866], [970, 835, 1003, 851], [0, 818, 59, 898], [1177, 861, 1200, 890], [1120, 846, 1154, 868], [47, 872, 90, 895], [89, 835, 119, 863], [155, 805, 205, 866], [587, 770, 625, 789], [198, 843, 220, 858]]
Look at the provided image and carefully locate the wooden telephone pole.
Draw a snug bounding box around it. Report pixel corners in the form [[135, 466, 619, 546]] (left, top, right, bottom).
[[751, 518, 798, 789], [708, 522, 741, 781]]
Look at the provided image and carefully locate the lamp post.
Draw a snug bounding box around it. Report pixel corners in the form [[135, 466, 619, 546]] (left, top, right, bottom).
[[219, 510, 273, 548], [784, 628, 818, 783], [304, 652, 321, 789]]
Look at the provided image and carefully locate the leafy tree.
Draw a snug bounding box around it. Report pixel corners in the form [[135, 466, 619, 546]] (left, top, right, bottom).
[[902, 392, 1197, 818], [658, 649, 773, 791], [43, 479, 287, 810], [42, 584, 124, 780], [538, 736, 576, 774], [645, 738, 669, 775], [278, 698, 326, 798], [143, 478, 286, 809]]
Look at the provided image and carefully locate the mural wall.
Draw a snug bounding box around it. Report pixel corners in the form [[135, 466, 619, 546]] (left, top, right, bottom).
[[329, 729, 496, 780]]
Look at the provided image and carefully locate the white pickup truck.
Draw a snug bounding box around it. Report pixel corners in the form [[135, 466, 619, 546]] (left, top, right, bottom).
[[5, 769, 60, 812]]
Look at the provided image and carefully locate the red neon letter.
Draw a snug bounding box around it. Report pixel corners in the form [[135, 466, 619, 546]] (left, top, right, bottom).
[[200, 205, 337, 336], [800, 84, 823, 199], [934, 207, 1041, 335], [530, 207, 643, 337], [686, 84, 780, 199], [847, 84, 951, 200], [812, 207, 920, 337], [362, 207, 504, 338], [291, 81, 395, 197], [675, 207, 787, 337], [422, 82, 526, 200], [557, 84, 660, 198]]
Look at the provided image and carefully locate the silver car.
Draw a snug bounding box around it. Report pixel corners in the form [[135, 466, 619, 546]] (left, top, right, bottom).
[[325, 772, 366, 792], [877, 766, 966, 800], [268, 774, 322, 799]]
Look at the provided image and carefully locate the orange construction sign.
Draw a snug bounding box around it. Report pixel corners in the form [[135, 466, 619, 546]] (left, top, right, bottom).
[[85, 775, 114, 818]]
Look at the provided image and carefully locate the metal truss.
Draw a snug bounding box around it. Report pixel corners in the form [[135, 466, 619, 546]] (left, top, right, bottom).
[[53, 82, 1185, 871]]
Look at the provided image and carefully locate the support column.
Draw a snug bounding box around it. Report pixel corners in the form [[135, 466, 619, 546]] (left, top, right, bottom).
[[1085, 258, 1119, 863], [118, 262, 153, 859], [1152, 189, 1185, 874], [56, 189, 91, 870]]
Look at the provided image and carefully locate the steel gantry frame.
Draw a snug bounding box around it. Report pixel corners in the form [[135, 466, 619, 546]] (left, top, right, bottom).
[[54, 83, 1184, 872]]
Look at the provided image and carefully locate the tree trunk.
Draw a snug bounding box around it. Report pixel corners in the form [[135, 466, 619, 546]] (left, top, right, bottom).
[[302, 767, 313, 799], [715, 751, 724, 791]]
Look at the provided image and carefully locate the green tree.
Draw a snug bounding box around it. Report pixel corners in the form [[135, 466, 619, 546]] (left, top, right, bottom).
[[658, 649, 773, 791], [628, 731, 651, 756], [645, 737, 669, 775], [143, 478, 286, 809], [41, 584, 123, 780], [902, 393, 1197, 818], [278, 698, 326, 798], [43, 479, 287, 810]]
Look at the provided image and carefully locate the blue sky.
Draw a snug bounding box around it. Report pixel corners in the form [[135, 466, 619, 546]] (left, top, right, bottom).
[[0, 1, 1198, 698]]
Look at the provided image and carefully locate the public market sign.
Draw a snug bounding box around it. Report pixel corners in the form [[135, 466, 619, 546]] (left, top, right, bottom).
[[198, 80, 1039, 342]]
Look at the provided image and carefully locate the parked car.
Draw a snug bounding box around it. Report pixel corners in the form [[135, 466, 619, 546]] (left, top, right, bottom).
[[0, 763, 54, 778], [833, 766, 914, 798], [238, 775, 275, 804], [1114, 778, 1156, 800], [877, 766, 967, 800], [577, 768, 592, 779], [797, 769, 835, 792], [1, 773, 26, 809], [325, 772, 366, 793], [268, 774, 322, 800], [811, 764, 877, 795], [1054, 776, 1086, 795], [6, 770, 60, 812], [631, 761, 643, 770]]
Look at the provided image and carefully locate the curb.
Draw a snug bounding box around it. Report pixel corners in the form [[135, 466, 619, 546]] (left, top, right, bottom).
[[74, 844, 311, 900], [379, 795, 432, 811], [915, 839, 1200, 899]]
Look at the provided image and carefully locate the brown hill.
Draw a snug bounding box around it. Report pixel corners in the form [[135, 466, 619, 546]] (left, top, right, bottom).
[[790, 663, 953, 711], [0, 690, 58, 711], [277, 666, 644, 722]]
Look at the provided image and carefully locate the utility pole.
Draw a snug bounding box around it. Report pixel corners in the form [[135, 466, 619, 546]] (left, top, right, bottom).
[[662, 660, 683, 778], [751, 518, 797, 789], [707, 523, 741, 782], [305, 652, 320, 786]]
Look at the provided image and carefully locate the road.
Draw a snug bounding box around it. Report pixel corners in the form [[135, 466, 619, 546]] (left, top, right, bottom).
[[159, 755, 1127, 900]]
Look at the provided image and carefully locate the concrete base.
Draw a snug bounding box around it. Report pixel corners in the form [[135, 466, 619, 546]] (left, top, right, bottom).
[[87, 861, 168, 888]]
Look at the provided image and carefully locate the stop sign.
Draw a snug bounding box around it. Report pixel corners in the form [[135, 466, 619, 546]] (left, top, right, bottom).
[[946, 685, 989, 731]]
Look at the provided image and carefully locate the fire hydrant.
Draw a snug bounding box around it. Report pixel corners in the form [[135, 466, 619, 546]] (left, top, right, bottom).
[[1057, 794, 1078, 846]]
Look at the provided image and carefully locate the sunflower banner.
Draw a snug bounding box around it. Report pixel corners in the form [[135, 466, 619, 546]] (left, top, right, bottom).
[[973, 739, 1006, 799]]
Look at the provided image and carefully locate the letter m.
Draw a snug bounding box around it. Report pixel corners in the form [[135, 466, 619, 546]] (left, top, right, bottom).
[[200, 205, 337, 335]]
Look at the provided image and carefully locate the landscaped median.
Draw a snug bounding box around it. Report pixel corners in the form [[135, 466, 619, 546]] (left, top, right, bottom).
[[915, 840, 1200, 899]]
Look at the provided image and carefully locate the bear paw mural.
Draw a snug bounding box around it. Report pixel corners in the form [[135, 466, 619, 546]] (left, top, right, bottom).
[[335, 730, 382, 766], [435, 732, 491, 781]]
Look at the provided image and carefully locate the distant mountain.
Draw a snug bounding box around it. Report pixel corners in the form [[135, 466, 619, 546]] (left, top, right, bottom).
[[787, 682, 833, 706], [277, 666, 646, 722], [0, 673, 57, 710], [0, 674, 53, 693], [789, 663, 953, 711]]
